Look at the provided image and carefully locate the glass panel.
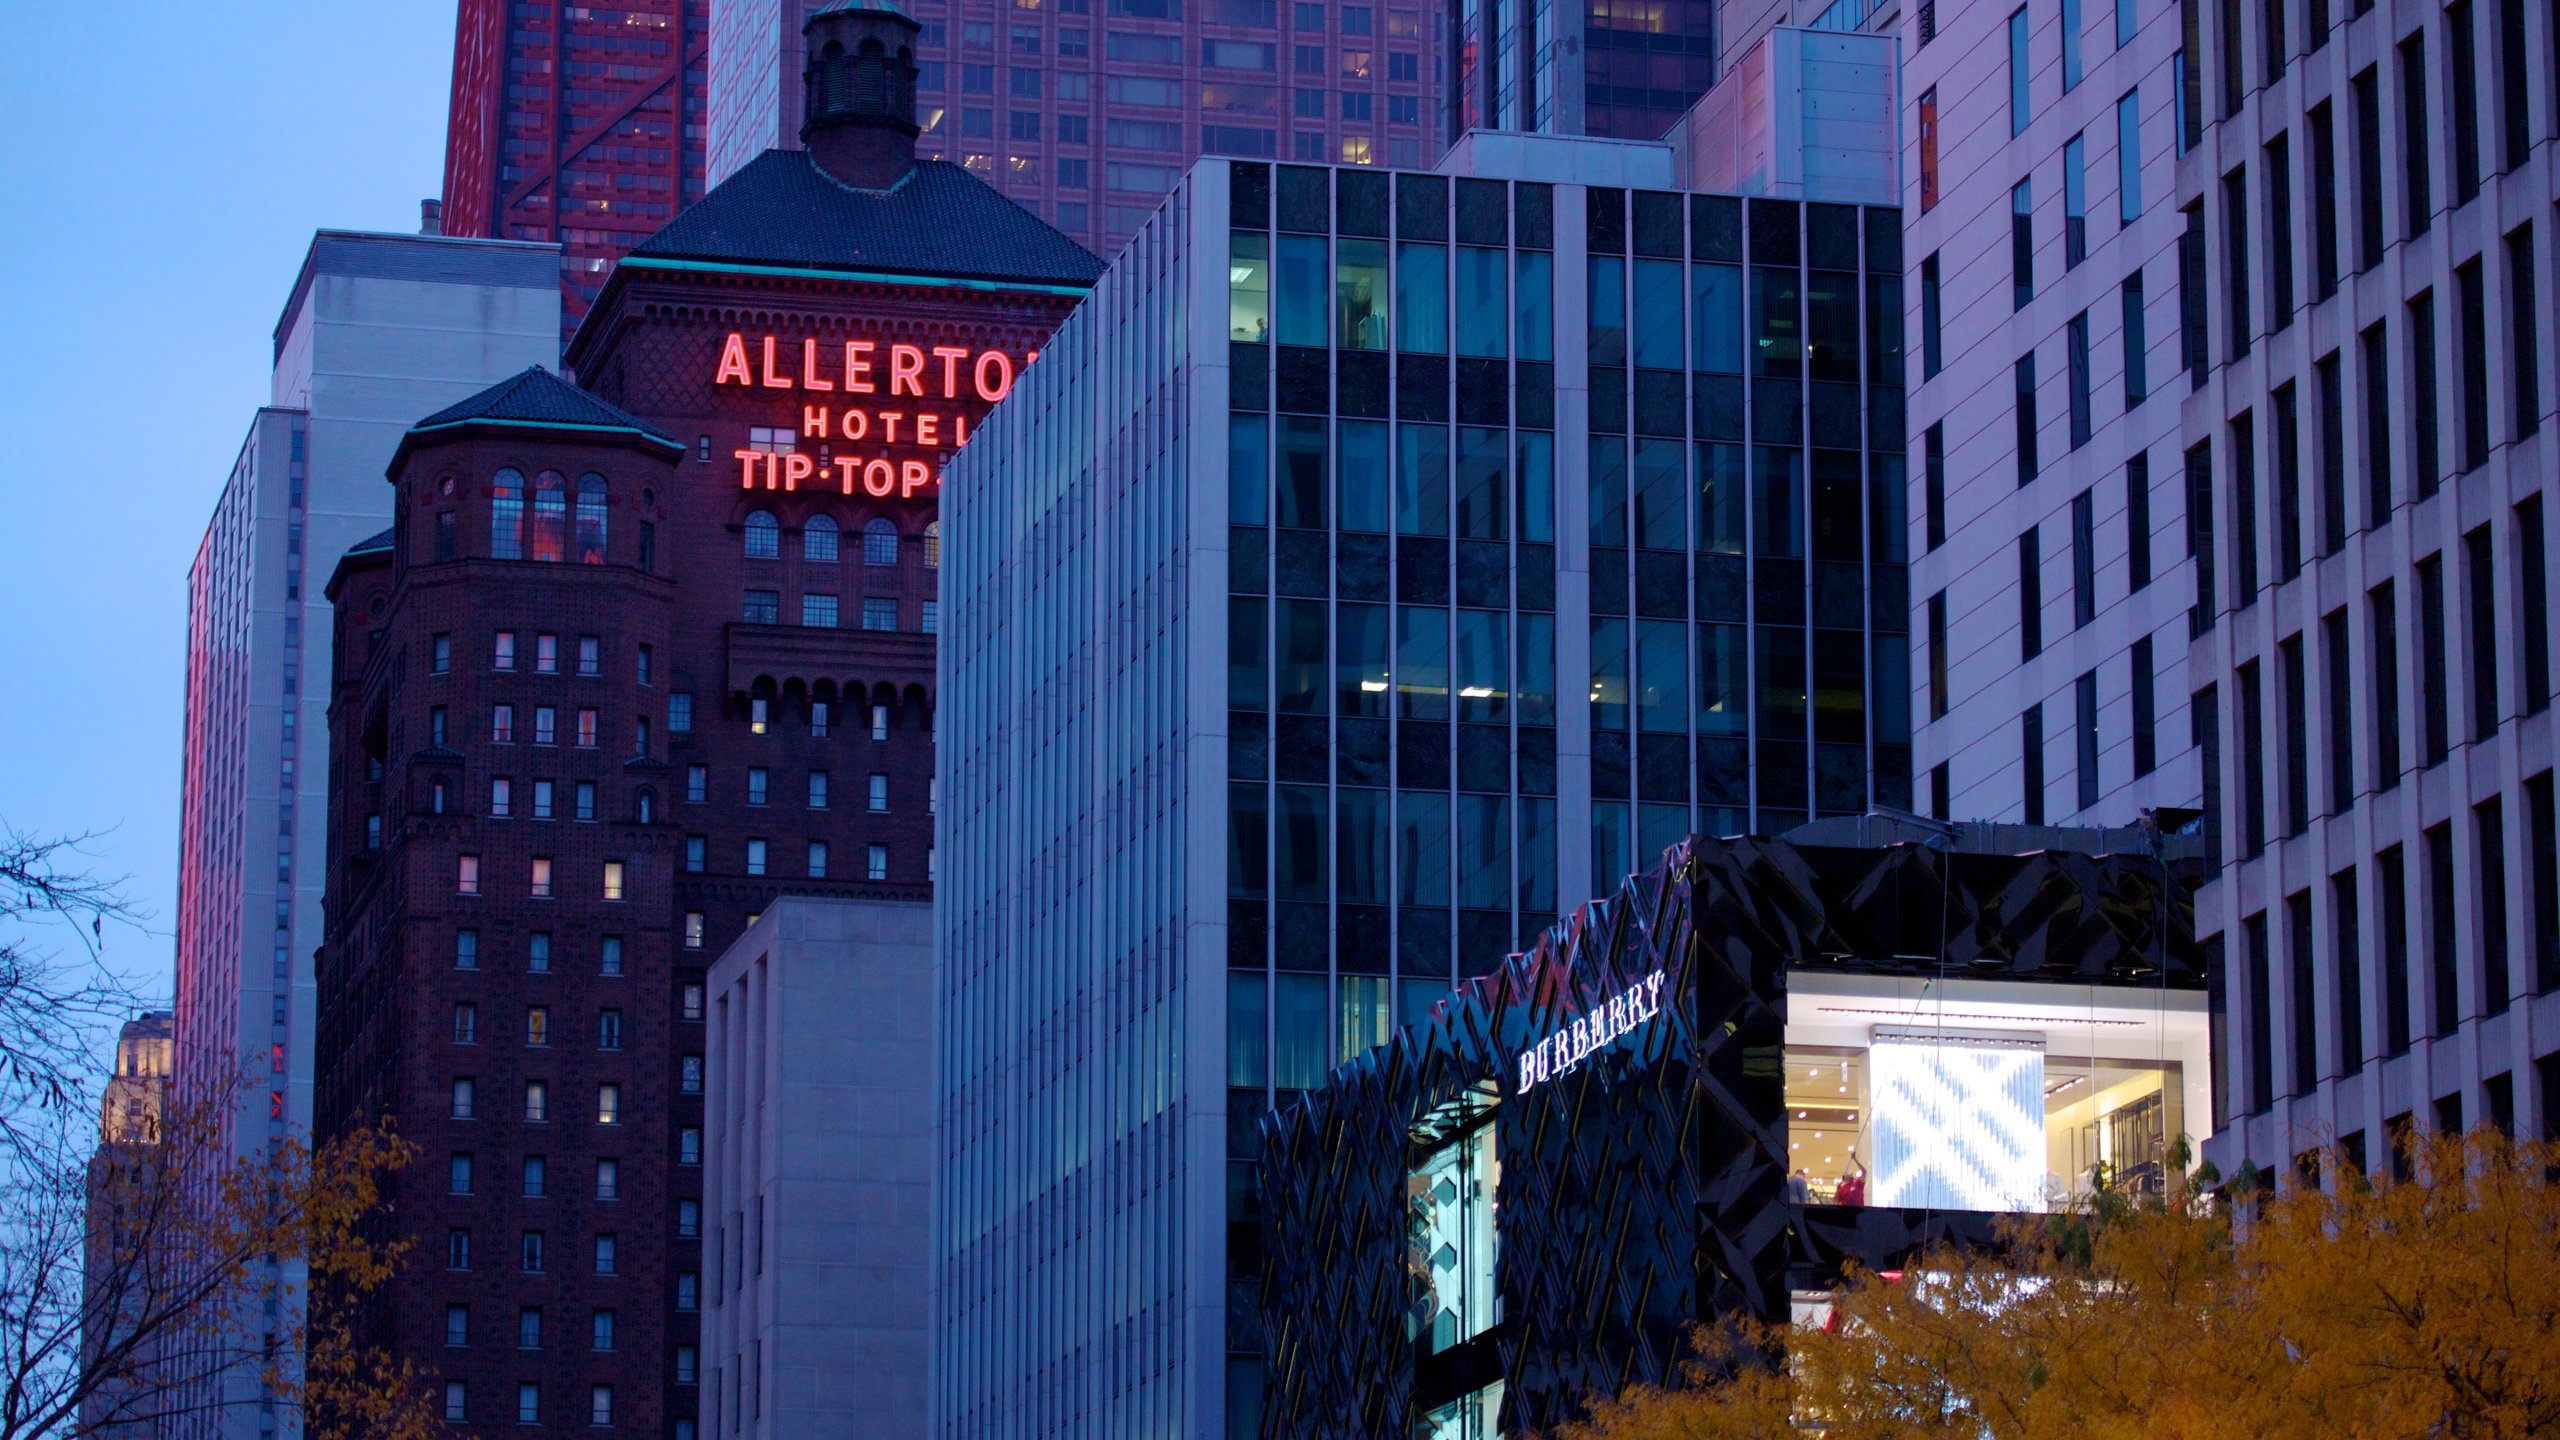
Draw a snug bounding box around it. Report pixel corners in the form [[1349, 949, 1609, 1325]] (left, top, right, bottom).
[[1338, 603, 1391, 717], [1230, 415, 1269, 525], [1590, 618, 1630, 731], [1396, 242, 1449, 353], [1397, 791, 1451, 904], [1514, 432, 1554, 543], [1699, 624, 1748, 734], [1336, 973, 1390, 1060], [1588, 255, 1627, 367], [1276, 599, 1328, 712], [1277, 417, 1328, 527], [1228, 783, 1268, 896], [1455, 610, 1509, 722], [1337, 237, 1389, 349], [1397, 606, 1450, 719], [1228, 971, 1268, 1085], [1637, 620, 1688, 732], [1515, 251, 1553, 361], [1755, 448, 1804, 557], [1338, 420, 1389, 532], [1588, 438, 1628, 548], [1516, 797, 1556, 916], [1698, 443, 1746, 553], [1275, 234, 1328, 345], [1753, 267, 1803, 377], [1515, 614, 1554, 726], [1232, 231, 1272, 341], [1455, 247, 1508, 357], [1632, 439, 1686, 550], [1410, 1126, 1500, 1357], [1396, 424, 1450, 535], [1692, 263, 1743, 373], [1455, 429, 1508, 540], [1272, 973, 1330, 1089], [1455, 795, 1509, 909], [1338, 790, 1389, 905], [1275, 785, 1328, 901], [1229, 597, 1268, 709], [1632, 259, 1684, 368]]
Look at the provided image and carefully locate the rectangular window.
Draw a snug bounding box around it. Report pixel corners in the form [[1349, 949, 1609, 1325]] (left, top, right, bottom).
[[2281, 634, 2310, 834], [2022, 702, 2047, 824], [2449, 0, 2481, 203], [2244, 912, 2273, 1110], [1919, 88, 1941, 210], [1924, 425, 1947, 551], [746, 839, 768, 877], [2289, 891, 2318, 1093], [2467, 526, 2500, 739], [2180, 204, 2209, 386], [2273, 382, 2303, 582], [2223, 167, 2253, 360], [2479, 796, 2512, 1014], [2380, 844, 2411, 1053], [2016, 353, 2040, 483], [2119, 0, 2139, 43], [2310, 101, 2340, 299], [457, 854, 480, 895], [2064, 134, 2089, 267], [2076, 670, 2101, 810], [2010, 8, 2033, 133], [802, 593, 840, 628], [2413, 292, 2442, 498], [862, 598, 899, 631], [868, 773, 890, 812], [2067, 311, 2094, 449], [669, 693, 692, 732], [2221, 0, 2246, 115], [1927, 591, 1949, 719], [808, 841, 828, 879], [2128, 453, 2154, 591], [2020, 526, 2045, 659], [2064, 0, 2085, 88], [2263, 0, 2287, 83], [2426, 821, 2459, 1036], [2317, 352, 2347, 556], [2530, 772, 2559, 993], [2334, 867, 2365, 1075], [2400, 34, 2433, 237], [2519, 496, 2550, 712], [2324, 608, 2356, 813], [2122, 271, 2149, 408], [602, 861, 623, 902], [2372, 581, 2405, 787], [601, 936, 623, 977], [747, 768, 768, 806], [2512, 225, 2543, 441], [2359, 322, 2394, 529], [868, 845, 889, 881], [2012, 180, 2035, 310], [743, 590, 780, 625], [1920, 253, 1943, 378], [2072, 490, 2098, 627], [2231, 410, 2260, 605], [2195, 683, 2222, 873], [2187, 439, 2218, 634], [2417, 553, 2450, 765], [2237, 659, 2268, 856], [2132, 633, 2159, 775], [2454, 259, 2490, 474], [2117, 89, 2143, 222], [2265, 133, 2295, 329], [2352, 67, 2385, 269]]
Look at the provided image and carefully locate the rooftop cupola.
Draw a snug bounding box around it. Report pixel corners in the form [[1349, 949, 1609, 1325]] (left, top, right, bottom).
[[801, 0, 923, 191]]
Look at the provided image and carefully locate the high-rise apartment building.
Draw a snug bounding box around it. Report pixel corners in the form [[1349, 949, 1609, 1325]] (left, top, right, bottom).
[[705, 0, 1447, 258], [937, 117, 1903, 1435], [441, 0, 711, 332], [1903, 0, 2201, 829], [2180, 0, 2559, 1176], [312, 17, 1098, 1433], [172, 229, 559, 1440]]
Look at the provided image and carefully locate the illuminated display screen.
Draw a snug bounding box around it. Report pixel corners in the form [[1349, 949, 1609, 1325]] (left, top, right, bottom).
[[1867, 1027, 2050, 1213]]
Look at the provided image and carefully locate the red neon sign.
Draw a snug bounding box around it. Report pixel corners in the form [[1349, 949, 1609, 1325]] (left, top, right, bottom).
[[715, 332, 1032, 498]]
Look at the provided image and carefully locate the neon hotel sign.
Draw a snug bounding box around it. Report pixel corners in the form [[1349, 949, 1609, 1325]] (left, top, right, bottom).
[[713, 332, 1032, 499], [1515, 969, 1667, 1095]]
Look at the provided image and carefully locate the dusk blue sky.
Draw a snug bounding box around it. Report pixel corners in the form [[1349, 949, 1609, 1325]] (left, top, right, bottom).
[[0, 2, 457, 1000]]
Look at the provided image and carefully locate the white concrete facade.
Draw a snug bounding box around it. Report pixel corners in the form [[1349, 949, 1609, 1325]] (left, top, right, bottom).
[[703, 897, 935, 1440]]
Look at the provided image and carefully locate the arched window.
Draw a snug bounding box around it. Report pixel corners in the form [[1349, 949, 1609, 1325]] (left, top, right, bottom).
[[490, 469, 526, 560], [531, 470, 569, 562], [744, 510, 780, 559], [574, 473, 608, 563], [923, 520, 941, 569], [804, 513, 840, 563], [862, 517, 899, 566]]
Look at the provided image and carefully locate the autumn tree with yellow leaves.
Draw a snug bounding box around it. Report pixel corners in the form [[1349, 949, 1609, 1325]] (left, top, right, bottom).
[[1554, 1130, 2560, 1440]]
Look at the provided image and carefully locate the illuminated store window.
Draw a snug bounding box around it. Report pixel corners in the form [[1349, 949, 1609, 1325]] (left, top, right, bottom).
[[1410, 1081, 1499, 1356]]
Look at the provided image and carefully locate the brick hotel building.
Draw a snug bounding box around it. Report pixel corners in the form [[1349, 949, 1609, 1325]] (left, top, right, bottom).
[[316, 8, 1098, 1433]]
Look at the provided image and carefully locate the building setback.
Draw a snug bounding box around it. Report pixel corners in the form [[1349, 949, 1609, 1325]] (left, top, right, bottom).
[[936, 128, 1904, 1436], [173, 227, 559, 1440], [315, 10, 1097, 1434], [440, 0, 710, 333], [706, 0, 1449, 259]]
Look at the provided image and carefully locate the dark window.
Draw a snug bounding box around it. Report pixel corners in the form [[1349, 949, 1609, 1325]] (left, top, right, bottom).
[[2410, 291, 2440, 498], [2011, 8, 2033, 132], [2023, 702, 2047, 824], [2013, 180, 2035, 310], [2016, 354, 2040, 484], [2400, 34, 2433, 238], [2066, 0, 2087, 87], [2447, 0, 2481, 204], [2316, 353, 2347, 555], [2425, 821, 2460, 1036], [2334, 867, 2365, 1075], [2222, 0, 2247, 115], [2528, 771, 2559, 993], [1927, 591, 1949, 719], [2371, 581, 2405, 786], [2127, 452, 2154, 590], [2181, 203, 2211, 386], [2273, 383, 2302, 582], [2073, 491, 2098, 627], [2289, 891, 2318, 1094], [2497, 0, 2531, 168], [2195, 683, 2224, 873], [2280, 634, 2310, 834], [2417, 552, 2450, 765], [2263, 0, 2287, 82], [2265, 133, 2296, 328], [2479, 796, 2511, 1014], [1930, 761, 1951, 819], [2456, 258, 2491, 471], [2511, 225, 2543, 441], [2380, 844, 2412, 1053], [2064, 134, 2089, 267], [2068, 311, 2094, 449], [2186, 439, 2218, 634], [2238, 659, 2268, 855], [2361, 321, 2393, 526], [2231, 410, 2260, 605], [1924, 425, 1947, 551], [2223, 167, 2253, 360], [2352, 67, 2386, 269], [2076, 670, 2101, 810], [2519, 496, 2550, 712], [2019, 527, 2044, 660], [2309, 102, 2341, 299], [2133, 634, 2159, 774], [2182, 0, 2206, 145], [2324, 608, 2356, 813], [1921, 253, 1944, 377], [2244, 911, 2274, 1110], [2466, 525, 2501, 740], [2123, 271, 2150, 408], [1920, 88, 1942, 210]]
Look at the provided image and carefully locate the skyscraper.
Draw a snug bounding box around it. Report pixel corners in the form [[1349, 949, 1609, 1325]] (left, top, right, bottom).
[[171, 228, 559, 1440], [440, 0, 711, 332], [936, 112, 1902, 1434], [705, 0, 1448, 258]]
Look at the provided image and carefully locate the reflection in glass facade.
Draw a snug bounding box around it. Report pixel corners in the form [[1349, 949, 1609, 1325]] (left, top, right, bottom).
[[939, 147, 1902, 1440]]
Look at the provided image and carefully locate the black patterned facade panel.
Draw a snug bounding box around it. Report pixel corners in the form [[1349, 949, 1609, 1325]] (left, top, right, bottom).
[[1258, 833, 2203, 1440]]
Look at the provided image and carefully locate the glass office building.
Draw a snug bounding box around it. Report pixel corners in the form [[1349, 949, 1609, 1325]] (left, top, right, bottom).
[[937, 134, 1902, 1437]]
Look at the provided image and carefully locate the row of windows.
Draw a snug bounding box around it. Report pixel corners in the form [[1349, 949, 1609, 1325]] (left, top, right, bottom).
[[490, 469, 610, 564], [449, 1077, 680, 1131], [444, 1154, 698, 1206], [444, 1228, 696, 1282], [740, 510, 939, 566], [683, 837, 909, 881], [729, 696, 909, 739], [456, 855, 628, 900], [741, 589, 937, 632], [471, 702, 644, 752], [430, 629, 652, 683], [440, 1379, 634, 1429], [448, 1002, 679, 1056], [680, 765, 927, 811]]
